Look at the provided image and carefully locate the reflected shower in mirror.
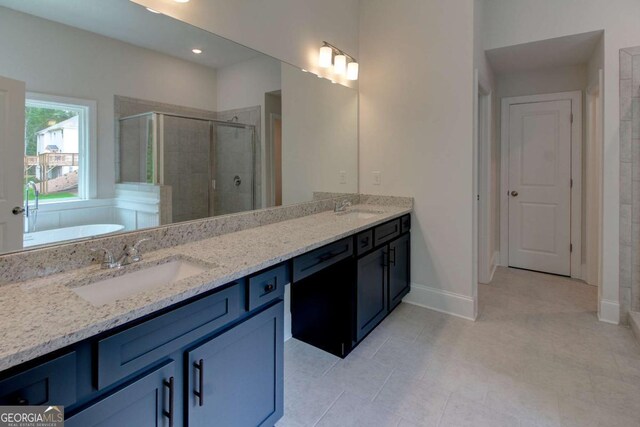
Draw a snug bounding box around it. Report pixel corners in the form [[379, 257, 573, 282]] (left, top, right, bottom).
[[0, 0, 358, 254]]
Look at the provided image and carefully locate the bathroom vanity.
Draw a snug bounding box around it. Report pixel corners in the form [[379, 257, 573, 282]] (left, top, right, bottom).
[[0, 202, 411, 427]]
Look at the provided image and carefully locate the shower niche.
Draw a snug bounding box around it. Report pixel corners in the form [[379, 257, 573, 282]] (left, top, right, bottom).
[[118, 111, 257, 224]]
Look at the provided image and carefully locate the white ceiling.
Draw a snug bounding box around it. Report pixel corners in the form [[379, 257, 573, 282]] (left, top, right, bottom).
[[486, 30, 604, 74], [0, 0, 263, 70]]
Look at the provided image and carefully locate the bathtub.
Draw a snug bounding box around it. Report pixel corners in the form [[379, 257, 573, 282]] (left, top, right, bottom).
[[23, 224, 125, 248]]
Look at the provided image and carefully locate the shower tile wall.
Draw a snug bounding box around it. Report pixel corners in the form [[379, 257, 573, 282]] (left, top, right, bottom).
[[163, 116, 211, 223], [114, 96, 217, 183], [620, 47, 640, 319]]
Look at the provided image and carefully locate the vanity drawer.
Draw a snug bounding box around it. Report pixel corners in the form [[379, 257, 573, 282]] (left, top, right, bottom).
[[0, 352, 76, 407], [247, 263, 288, 311], [401, 214, 411, 234], [356, 230, 373, 255], [292, 237, 354, 282], [373, 219, 401, 247], [97, 282, 241, 389]]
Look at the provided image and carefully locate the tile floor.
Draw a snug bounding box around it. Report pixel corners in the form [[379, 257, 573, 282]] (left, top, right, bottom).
[[276, 267, 640, 427]]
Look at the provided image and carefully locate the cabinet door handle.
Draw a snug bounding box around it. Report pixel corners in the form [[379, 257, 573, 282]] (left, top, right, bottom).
[[194, 359, 204, 406], [163, 376, 174, 427], [382, 250, 389, 268], [390, 247, 396, 266], [16, 397, 28, 405]]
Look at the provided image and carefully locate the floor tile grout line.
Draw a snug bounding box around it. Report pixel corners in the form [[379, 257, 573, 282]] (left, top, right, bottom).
[[370, 366, 395, 403], [311, 390, 344, 427], [435, 391, 453, 427], [369, 335, 390, 359]]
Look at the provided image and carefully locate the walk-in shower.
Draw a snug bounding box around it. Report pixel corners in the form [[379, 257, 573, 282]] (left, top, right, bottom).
[[118, 112, 257, 222]]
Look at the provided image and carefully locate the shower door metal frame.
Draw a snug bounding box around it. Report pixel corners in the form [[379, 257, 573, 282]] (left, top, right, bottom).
[[118, 111, 257, 215]]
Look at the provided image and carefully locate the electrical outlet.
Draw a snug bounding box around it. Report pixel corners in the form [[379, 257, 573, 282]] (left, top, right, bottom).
[[373, 171, 381, 185], [339, 171, 347, 184]]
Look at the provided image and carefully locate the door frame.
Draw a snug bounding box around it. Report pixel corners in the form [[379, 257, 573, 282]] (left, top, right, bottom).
[[500, 90, 582, 279], [474, 70, 494, 285]]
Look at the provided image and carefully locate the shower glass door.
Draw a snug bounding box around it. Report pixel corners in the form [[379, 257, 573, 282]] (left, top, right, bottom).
[[212, 123, 256, 216]]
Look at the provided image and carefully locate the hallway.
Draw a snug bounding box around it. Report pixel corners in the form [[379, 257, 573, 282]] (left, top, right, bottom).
[[278, 268, 640, 426]]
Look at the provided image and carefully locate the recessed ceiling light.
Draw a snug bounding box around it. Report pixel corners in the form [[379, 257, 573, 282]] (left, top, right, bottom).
[[174, 0, 190, 3], [192, 48, 203, 54], [146, 7, 161, 13]]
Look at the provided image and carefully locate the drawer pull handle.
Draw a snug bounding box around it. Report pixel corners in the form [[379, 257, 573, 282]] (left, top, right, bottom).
[[194, 359, 204, 406], [264, 283, 275, 293], [318, 253, 335, 262], [163, 376, 174, 427]]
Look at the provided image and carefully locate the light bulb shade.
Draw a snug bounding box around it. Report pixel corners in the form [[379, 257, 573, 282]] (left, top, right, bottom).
[[347, 62, 359, 80], [319, 46, 333, 68], [334, 54, 347, 75]]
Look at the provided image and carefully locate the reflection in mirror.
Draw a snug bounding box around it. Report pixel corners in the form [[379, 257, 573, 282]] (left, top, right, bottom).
[[0, 0, 358, 254]]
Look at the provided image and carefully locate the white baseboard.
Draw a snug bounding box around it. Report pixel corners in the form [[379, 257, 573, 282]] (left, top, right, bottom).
[[598, 298, 620, 325], [489, 251, 499, 282], [403, 282, 476, 321]]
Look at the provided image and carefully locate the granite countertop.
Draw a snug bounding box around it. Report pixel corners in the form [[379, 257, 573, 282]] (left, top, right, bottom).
[[0, 203, 411, 371]]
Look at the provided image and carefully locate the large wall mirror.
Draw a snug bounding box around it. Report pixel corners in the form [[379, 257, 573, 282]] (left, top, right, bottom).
[[0, 0, 358, 255]]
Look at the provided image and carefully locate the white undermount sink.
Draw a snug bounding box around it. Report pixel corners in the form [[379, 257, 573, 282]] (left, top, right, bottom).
[[337, 208, 384, 219], [71, 259, 208, 306]]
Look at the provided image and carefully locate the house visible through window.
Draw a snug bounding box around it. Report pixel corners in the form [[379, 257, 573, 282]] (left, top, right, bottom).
[[24, 96, 92, 203]]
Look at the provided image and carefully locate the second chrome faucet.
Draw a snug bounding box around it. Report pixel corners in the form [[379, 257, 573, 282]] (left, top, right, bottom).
[[92, 238, 150, 269]]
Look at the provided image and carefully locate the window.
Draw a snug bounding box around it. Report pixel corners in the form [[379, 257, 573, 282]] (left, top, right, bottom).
[[24, 94, 96, 203]]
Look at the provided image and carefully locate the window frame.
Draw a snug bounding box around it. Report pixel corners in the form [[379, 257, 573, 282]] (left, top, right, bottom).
[[25, 92, 97, 201]]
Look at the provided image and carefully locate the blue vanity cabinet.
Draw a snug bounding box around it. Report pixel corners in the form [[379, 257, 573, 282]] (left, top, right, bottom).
[[186, 301, 284, 427], [66, 361, 175, 427], [356, 247, 388, 341], [388, 233, 411, 311]]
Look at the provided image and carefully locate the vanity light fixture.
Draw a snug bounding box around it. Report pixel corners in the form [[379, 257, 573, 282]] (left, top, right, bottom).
[[347, 62, 359, 81], [192, 48, 203, 54], [334, 54, 347, 75], [318, 46, 333, 68], [318, 41, 359, 80]]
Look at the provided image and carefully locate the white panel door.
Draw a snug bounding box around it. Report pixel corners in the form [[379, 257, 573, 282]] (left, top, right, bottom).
[[508, 100, 572, 276], [0, 76, 25, 253]]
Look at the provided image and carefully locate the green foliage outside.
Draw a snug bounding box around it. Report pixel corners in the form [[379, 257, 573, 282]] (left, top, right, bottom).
[[24, 106, 76, 156]]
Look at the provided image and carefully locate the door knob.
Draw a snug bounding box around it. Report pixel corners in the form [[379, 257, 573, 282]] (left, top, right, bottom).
[[510, 191, 519, 197], [12, 206, 25, 215]]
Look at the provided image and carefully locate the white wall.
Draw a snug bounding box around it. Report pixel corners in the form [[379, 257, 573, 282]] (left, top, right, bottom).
[[132, 0, 359, 87], [359, 0, 476, 319], [0, 7, 218, 199], [281, 64, 358, 205], [217, 55, 282, 207], [482, 0, 640, 323], [496, 65, 587, 98]]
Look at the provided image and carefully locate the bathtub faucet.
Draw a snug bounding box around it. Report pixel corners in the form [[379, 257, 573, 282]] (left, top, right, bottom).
[[24, 181, 39, 233]]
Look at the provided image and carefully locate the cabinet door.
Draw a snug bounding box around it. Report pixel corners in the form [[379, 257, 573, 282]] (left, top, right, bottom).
[[187, 302, 284, 427], [356, 247, 388, 341], [388, 233, 410, 311], [66, 361, 175, 427]]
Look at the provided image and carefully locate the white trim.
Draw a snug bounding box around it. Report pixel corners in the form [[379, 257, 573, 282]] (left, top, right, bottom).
[[26, 92, 97, 199], [475, 71, 493, 285], [500, 91, 582, 279], [403, 283, 477, 321], [598, 298, 620, 325], [489, 251, 499, 282]]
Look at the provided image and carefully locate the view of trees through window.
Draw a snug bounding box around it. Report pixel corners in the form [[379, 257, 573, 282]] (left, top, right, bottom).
[[24, 104, 80, 202]]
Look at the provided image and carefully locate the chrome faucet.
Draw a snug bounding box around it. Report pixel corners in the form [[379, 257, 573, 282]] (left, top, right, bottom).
[[92, 238, 150, 269], [334, 199, 352, 213], [24, 181, 39, 233]]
